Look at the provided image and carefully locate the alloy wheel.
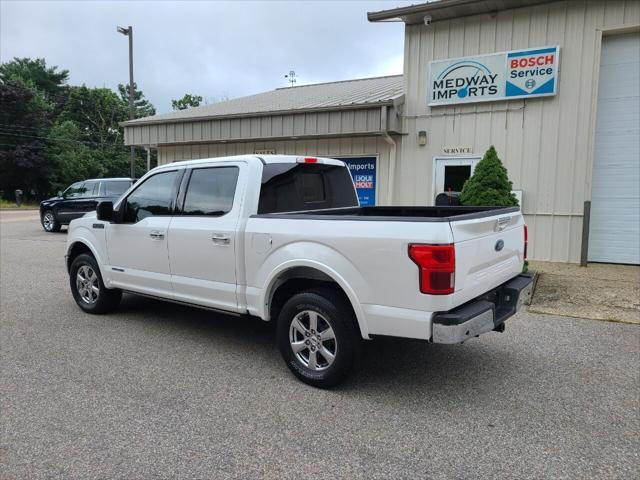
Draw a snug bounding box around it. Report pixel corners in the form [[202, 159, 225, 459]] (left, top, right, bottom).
[[76, 265, 99, 304], [289, 310, 337, 371], [43, 213, 54, 231]]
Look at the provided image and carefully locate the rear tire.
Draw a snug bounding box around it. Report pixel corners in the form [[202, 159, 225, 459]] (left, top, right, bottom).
[[41, 210, 61, 232], [69, 253, 122, 314], [277, 287, 362, 388]]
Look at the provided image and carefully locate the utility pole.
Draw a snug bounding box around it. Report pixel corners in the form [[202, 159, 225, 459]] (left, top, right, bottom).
[[117, 25, 136, 178]]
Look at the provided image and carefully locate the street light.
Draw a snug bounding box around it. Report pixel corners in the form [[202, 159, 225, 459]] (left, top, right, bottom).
[[117, 25, 136, 178]]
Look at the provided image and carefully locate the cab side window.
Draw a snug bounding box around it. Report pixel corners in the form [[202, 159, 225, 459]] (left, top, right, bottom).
[[182, 167, 239, 216], [63, 182, 85, 199], [82, 182, 98, 197], [123, 171, 180, 223]]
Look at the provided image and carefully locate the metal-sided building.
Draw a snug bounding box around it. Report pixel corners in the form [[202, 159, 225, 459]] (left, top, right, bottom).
[[123, 0, 640, 265]]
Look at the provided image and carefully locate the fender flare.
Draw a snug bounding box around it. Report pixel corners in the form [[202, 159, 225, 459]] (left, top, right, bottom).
[[261, 259, 370, 339], [66, 233, 107, 282]]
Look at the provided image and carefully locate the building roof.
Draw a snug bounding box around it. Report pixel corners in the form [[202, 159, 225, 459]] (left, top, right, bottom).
[[368, 0, 556, 25], [123, 75, 404, 126]]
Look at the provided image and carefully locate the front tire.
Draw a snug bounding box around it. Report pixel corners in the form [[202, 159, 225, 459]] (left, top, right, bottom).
[[69, 253, 122, 314], [277, 287, 362, 388], [41, 210, 61, 232]]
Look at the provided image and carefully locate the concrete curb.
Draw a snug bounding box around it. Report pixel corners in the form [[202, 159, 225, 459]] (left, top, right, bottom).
[[0, 208, 39, 211]]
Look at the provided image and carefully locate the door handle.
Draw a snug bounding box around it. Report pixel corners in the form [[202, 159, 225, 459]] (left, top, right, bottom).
[[149, 230, 165, 240], [211, 233, 231, 245]]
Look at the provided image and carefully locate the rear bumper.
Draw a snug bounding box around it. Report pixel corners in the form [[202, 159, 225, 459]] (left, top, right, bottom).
[[431, 274, 533, 344]]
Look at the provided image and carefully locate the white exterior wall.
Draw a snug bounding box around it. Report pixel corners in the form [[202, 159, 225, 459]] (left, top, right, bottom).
[[399, 0, 640, 262], [157, 136, 394, 205]]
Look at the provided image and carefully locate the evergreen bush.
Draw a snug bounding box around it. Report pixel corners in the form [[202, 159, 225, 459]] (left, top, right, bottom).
[[459, 146, 519, 207]]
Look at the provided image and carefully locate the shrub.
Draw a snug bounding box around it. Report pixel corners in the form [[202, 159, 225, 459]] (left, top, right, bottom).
[[460, 145, 518, 207]]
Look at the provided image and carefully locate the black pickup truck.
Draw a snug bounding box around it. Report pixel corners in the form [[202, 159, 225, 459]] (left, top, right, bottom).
[[40, 178, 134, 232]]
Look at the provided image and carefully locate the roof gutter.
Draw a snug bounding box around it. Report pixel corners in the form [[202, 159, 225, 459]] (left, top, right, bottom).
[[368, 0, 482, 22], [367, 0, 556, 24]]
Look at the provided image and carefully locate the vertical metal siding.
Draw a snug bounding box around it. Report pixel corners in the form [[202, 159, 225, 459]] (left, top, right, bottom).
[[156, 136, 392, 205], [400, 0, 639, 262], [125, 107, 389, 148]]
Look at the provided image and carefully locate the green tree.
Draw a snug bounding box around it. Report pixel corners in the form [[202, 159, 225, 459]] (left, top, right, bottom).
[[459, 146, 518, 207], [60, 86, 151, 179], [0, 79, 52, 198], [0, 57, 150, 197], [48, 121, 105, 191], [117, 82, 156, 118], [171, 93, 203, 110], [0, 57, 69, 101], [58, 85, 128, 147]]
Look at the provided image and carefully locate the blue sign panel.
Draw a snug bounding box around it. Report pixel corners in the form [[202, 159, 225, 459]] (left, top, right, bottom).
[[506, 46, 559, 98], [338, 156, 377, 206]]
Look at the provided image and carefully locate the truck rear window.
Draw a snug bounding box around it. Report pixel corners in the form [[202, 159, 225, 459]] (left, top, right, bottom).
[[258, 163, 358, 214], [102, 181, 132, 197]]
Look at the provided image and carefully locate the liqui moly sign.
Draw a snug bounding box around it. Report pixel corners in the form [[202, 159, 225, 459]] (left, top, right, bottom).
[[428, 46, 560, 106]]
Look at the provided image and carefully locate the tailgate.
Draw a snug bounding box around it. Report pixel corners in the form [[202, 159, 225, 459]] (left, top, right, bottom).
[[450, 211, 525, 305]]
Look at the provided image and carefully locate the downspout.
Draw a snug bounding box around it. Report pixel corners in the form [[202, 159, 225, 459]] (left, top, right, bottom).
[[381, 105, 397, 206]]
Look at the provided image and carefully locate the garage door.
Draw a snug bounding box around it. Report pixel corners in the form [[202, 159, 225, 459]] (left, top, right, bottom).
[[588, 33, 640, 265]]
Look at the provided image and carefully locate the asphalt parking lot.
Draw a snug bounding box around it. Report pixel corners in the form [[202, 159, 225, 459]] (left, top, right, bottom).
[[1, 213, 639, 479]]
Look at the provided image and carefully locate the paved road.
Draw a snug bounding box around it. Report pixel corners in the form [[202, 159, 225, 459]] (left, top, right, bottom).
[[1, 218, 639, 479], [0, 209, 39, 222]]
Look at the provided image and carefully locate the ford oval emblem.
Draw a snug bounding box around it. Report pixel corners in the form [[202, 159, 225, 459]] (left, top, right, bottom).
[[495, 239, 505, 251]]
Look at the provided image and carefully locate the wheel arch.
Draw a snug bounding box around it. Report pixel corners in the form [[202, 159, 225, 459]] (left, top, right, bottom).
[[66, 239, 102, 274], [263, 261, 370, 339]]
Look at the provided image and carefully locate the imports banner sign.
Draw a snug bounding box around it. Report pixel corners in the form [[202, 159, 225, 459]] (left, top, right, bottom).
[[428, 46, 559, 106], [337, 156, 377, 206]]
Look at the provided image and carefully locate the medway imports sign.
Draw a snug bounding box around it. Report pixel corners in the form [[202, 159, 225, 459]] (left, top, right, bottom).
[[428, 46, 559, 106]]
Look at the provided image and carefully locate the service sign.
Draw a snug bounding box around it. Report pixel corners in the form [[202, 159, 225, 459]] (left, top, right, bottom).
[[428, 46, 559, 106]]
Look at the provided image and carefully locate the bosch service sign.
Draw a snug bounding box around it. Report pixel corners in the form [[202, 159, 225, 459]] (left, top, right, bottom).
[[506, 47, 559, 97], [428, 46, 559, 106]]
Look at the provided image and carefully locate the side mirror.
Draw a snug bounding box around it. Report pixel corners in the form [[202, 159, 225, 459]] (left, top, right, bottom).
[[96, 201, 114, 222], [57, 191, 63, 197]]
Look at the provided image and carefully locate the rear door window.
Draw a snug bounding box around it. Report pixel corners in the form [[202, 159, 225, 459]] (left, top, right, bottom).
[[258, 163, 358, 214], [182, 167, 239, 216]]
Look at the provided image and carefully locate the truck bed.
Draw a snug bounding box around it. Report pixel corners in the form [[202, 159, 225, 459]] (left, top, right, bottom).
[[252, 206, 520, 222]]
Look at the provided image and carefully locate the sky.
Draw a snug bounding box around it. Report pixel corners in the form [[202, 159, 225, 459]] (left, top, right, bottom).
[[0, 0, 407, 114]]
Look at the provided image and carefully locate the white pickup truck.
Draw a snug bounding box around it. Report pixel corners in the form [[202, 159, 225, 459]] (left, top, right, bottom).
[[66, 155, 532, 387]]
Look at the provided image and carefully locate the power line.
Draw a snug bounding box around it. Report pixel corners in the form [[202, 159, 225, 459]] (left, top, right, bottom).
[[0, 123, 49, 132], [0, 142, 46, 149], [0, 130, 130, 149]]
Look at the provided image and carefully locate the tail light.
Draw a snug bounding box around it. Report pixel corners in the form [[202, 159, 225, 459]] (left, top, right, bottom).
[[408, 244, 455, 295], [524, 224, 528, 260]]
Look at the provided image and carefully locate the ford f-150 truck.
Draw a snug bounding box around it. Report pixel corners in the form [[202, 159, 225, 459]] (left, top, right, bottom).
[[65, 155, 532, 387]]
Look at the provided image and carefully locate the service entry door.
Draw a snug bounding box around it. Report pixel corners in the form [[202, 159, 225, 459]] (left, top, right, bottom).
[[433, 157, 480, 201], [106, 170, 182, 297], [168, 165, 242, 312]]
